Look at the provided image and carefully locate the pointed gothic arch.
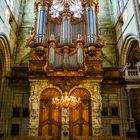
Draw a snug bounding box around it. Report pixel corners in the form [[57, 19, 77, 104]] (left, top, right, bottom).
[[121, 35, 140, 67], [0, 33, 11, 74], [0, 33, 11, 117]]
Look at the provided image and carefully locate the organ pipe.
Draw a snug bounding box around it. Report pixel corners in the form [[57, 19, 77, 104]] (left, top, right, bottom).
[[86, 5, 97, 44], [36, 4, 48, 44]]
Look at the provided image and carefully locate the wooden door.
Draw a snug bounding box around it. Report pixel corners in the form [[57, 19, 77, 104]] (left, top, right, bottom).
[[70, 99, 92, 139], [39, 89, 61, 140]]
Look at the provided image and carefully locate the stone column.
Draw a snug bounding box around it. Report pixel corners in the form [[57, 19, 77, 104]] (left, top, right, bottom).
[[91, 83, 102, 136], [29, 83, 40, 136], [61, 108, 70, 140], [126, 88, 137, 137]]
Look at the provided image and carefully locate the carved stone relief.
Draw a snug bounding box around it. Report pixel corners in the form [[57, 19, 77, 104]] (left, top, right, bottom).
[[29, 80, 102, 138], [61, 108, 70, 140], [91, 84, 102, 136]]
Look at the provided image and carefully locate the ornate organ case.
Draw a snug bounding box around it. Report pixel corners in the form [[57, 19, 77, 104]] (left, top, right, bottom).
[[26, 0, 105, 139]]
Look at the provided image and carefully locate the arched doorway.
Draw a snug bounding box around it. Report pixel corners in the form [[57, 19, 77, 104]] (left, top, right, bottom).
[[126, 40, 140, 137], [131, 88, 140, 138], [121, 36, 140, 67], [122, 37, 140, 137], [39, 88, 61, 139], [0, 34, 11, 136], [70, 88, 92, 139], [126, 40, 140, 65]]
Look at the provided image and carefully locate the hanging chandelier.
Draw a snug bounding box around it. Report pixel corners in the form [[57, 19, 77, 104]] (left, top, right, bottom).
[[52, 91, 81, 108]]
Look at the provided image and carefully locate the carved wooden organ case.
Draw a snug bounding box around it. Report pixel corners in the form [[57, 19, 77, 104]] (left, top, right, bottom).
[[27, 0, 105, 138], [26, 0, 105, 78]]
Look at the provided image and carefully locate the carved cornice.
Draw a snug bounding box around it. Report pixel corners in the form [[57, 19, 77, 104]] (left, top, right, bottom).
[[83, 0, 99, 12], [35, 0, 52, 7]]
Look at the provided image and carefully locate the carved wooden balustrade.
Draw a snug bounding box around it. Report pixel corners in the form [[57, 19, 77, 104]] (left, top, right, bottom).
[[124, 67, 140, 81]]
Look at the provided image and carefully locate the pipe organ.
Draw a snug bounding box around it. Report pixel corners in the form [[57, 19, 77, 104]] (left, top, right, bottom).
[[27, 0, 105, 138], [27, 0, 104, 75], [36, 3, 48, 44]]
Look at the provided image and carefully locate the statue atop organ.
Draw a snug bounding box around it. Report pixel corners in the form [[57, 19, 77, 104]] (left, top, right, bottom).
[[26, 0, 105, 78]]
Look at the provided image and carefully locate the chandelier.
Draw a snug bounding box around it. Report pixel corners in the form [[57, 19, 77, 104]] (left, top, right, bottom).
[[50, 0, 84, 18], [52, 91, 81, 108]]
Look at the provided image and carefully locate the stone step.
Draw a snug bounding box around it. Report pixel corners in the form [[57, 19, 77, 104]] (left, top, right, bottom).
[[0, 136, 138, 140], [0, 136, 53, 140]]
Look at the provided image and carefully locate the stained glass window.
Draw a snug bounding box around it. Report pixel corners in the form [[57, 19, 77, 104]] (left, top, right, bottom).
[[118, 0, 127, 12], [50, 0, 84, 18], [6, 0, 14, 11]]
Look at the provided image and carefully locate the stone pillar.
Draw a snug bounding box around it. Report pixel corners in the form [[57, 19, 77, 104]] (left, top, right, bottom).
[[126, 88, 137, 137], [29, 83, 40, 136], [91, 83, 102, 136], [61, 108, 69, 140]]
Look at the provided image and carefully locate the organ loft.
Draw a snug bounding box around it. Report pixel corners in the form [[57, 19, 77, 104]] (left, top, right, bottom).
[[25, 0, 105, 139]]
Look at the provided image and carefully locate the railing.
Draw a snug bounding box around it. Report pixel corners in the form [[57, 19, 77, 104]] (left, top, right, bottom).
[[125, 68, 140, 77]]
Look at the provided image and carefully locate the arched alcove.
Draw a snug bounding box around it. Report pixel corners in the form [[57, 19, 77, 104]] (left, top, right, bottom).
[[0, 34, 11, 136], [0, 34, 11, 112], [70, 88, 92, 139], [39, 88, 61, 139], [121, 35, 140, 67], [121, 35, 140, 137]]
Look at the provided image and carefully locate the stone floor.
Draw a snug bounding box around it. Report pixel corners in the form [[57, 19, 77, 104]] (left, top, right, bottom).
[[0, 136, 139, 140]]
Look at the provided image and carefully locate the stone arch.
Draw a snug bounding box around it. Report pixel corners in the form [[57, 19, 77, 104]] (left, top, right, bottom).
[[69, 88, 91, 99], [0, 34, 11, 100], [40, 88, 61, 99], [30, 81, 62, 97], [121, 35, 139, 67], [0, 33, 11, 75], [69, 85, 92, 98]]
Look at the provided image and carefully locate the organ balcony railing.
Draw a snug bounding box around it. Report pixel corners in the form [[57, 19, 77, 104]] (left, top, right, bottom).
[[123, 63, 140, 81]]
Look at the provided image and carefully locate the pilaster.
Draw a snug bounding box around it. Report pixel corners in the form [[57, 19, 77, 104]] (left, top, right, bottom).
[[61, 108, 70, 140], [91, 83, 102, 136]]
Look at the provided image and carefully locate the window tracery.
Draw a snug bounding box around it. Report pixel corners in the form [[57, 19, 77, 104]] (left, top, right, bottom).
[[118, 0, 127, 12], [6, 0, 14, 11], [50, 0, 84, 18]]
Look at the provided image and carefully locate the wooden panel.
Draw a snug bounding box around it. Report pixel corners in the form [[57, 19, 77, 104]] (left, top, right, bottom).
[[39, 89, 61, 139]]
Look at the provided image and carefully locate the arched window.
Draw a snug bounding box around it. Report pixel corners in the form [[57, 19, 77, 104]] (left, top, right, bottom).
[[6, 0, 14, 11], [118, 0, 127, 12]]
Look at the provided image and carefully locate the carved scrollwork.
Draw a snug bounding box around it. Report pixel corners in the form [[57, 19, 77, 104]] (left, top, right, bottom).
[[31, 48, 47, 60], [97, 35, 105, 48], [91, 84, 102, 136], [62, 108, 69, 124], [25, 36, 36, 48]]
